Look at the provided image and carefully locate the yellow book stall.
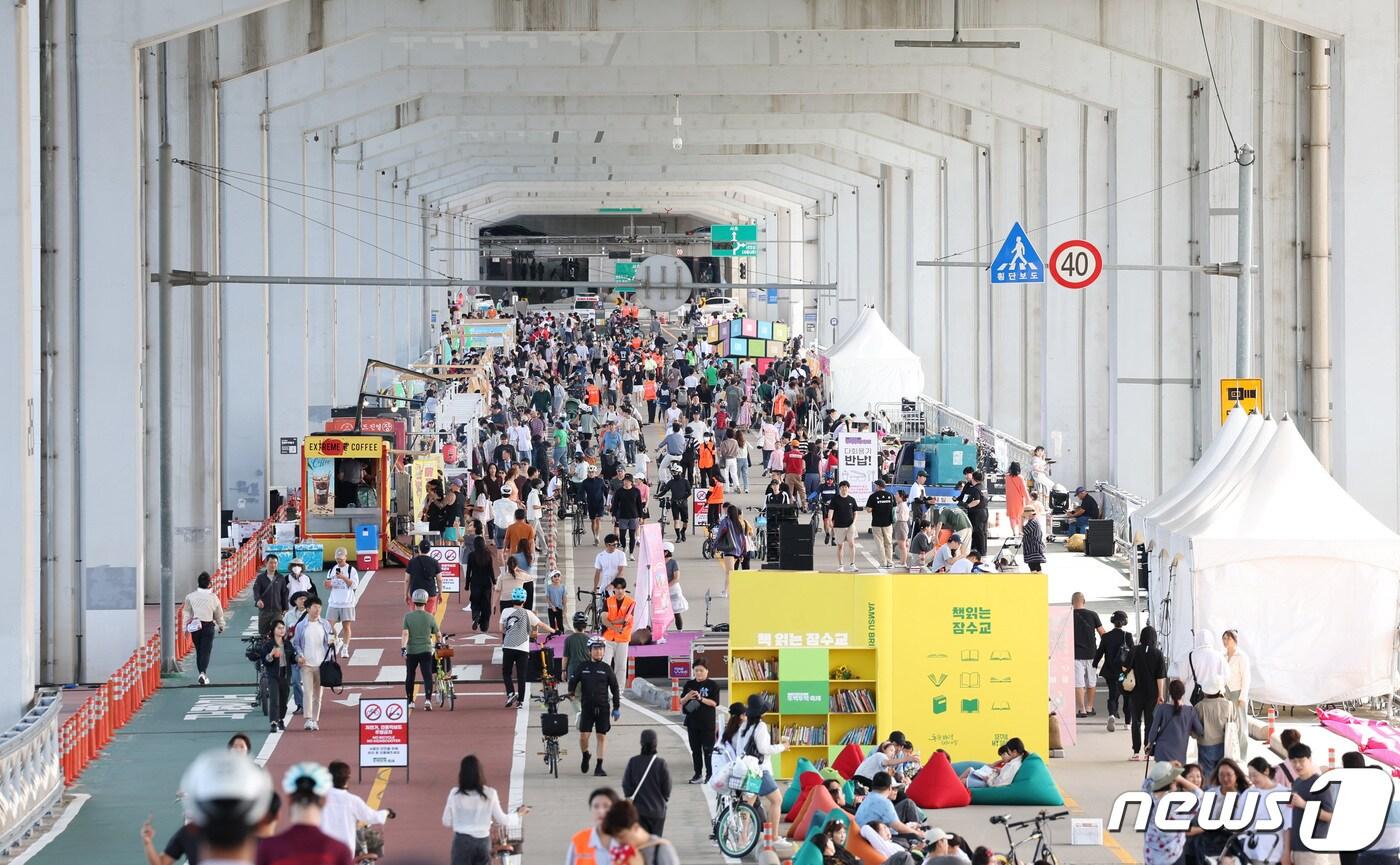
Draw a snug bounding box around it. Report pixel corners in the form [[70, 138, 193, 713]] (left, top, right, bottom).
[[728, 570, 1048, 778]]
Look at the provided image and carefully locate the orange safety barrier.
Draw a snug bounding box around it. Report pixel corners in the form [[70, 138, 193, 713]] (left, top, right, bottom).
[[58, 501, 295, 786]]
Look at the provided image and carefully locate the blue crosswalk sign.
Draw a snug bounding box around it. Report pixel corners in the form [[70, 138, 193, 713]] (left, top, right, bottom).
[[990, 222, 1044, 284]]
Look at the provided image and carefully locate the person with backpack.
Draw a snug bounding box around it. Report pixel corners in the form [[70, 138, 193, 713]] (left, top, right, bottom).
[[1124, 625, 1169, 761], [1094, 611, 1134, 732], [734, 694, 788, 828]]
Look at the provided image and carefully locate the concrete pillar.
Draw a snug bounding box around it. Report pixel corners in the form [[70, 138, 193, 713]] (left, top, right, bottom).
[[0, 0, 40, 724], [267, 110, 308, 490], [332, 155, 362, 409], [219, 73, 270, 519], [75, 8, 145, 678], [305, 130, 336, 423]]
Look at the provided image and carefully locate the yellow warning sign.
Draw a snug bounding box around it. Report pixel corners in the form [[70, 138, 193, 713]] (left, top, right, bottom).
[[1219, 378, 1263, 423]]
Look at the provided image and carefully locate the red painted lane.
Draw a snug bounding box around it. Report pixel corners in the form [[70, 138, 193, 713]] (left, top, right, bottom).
[[261, 567, 519, 863]]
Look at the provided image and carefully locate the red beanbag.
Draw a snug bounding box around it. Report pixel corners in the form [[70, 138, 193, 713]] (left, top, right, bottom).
[[832, 743, 867, 779], [788, 785, 838, 840], [903, 750, 971, 809]]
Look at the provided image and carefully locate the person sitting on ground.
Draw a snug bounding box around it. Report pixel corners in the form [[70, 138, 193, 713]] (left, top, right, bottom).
[[959, 738, 1026, 789]]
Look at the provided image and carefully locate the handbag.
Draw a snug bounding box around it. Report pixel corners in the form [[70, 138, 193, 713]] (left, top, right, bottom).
[[1188, 654, 1205, 706]]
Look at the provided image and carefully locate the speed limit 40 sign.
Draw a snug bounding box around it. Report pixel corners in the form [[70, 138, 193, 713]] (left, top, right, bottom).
[[1050, 240, 1103, 290]]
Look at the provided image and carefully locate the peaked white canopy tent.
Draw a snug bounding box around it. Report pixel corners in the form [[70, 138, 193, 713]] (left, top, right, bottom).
[[1146, 418, 1400, 706], [825, 306, 926, 415]]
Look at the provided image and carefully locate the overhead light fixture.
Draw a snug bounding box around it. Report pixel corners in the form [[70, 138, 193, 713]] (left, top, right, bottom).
[[895, 0, 1019, 49], [671, 94, 684, 152]]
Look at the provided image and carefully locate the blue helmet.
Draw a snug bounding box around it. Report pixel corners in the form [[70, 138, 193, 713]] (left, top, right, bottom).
[[510, 587, 527, 603]]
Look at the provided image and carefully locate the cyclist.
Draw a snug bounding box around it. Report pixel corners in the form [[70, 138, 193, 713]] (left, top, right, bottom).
[[176, 749, 274, 865], [501, 587, 553, 708], [563, 611, 592, 681], [659, 464, 692, 542], [567, 636, 620, 777]]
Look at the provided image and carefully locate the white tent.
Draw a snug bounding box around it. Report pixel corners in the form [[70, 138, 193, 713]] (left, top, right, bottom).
[[1155, 419, 1400, 705], [1147, 415, 1276, 671], [825, 307, 925, 415], [1129, 407, 1249, 544]]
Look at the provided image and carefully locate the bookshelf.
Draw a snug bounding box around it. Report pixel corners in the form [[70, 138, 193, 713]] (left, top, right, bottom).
[[728, 645, 878, 778]]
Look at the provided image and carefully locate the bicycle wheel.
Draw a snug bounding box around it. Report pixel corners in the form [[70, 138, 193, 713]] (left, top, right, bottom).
[[714, 802, 762, 858]]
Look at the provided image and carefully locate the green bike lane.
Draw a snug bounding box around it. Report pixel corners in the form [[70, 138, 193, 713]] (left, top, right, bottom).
[[25, 595, 276, 864]]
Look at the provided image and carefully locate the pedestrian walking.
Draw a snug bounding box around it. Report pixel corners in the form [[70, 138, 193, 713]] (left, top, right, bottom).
[[182, 571, 226, 685], [679, 661, 720, 783], [442, 755, 529, 865], [253, 554, 289, 637], [323, 548, 359, 659], [402, 589, 440, 712], [292, 599, 333, 731], [621, 730, 672, 837]]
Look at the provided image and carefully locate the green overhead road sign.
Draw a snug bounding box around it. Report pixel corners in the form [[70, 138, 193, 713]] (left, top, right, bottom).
[[614, 261, 638, 284], [711, 224, 758, 257]]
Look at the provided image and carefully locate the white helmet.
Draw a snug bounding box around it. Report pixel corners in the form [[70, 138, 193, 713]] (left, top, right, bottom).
[[180, 750, 273, 830]]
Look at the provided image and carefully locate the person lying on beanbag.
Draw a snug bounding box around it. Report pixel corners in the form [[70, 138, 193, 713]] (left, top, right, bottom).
[[960, 737, 1026, 789]]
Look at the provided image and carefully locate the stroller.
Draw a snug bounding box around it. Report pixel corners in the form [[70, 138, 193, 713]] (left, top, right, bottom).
[[993, 536, 1023, 572]]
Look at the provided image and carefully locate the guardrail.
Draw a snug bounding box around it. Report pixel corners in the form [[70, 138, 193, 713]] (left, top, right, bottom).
[[58, 502, 292, 786], [873, 397, 1145, 559], [0, 690, 63, 856], [1094, 482, 1145, 555]]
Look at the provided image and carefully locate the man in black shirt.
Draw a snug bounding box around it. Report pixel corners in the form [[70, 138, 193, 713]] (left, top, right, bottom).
[[1068, 486, 1101, 535], [1072, 591, 1105, 718], [406, 540, 442, 615], [962, 470, 989, 555], [680, 661, 722, 783], [865, 480, 896, 568], [568, 636, 621, 776], [830, 480, 860, 573]]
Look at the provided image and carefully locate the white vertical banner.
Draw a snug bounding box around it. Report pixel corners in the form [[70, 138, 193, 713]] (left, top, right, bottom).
[[838, 432, 878, 499]]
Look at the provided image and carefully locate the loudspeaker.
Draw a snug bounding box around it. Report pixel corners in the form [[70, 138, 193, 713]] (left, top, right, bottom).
[[779, 523, 814, 570], [1085, 519, 1115, 558]]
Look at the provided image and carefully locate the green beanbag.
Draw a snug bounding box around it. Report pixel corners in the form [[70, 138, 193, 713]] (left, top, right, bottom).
[[968, 753, 1064, 806], [792, 840, 826, 865]]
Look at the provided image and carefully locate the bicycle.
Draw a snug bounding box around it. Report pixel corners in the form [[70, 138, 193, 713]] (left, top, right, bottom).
[[242, 636, 271, 718], [575, 587, 603, 631], [534, 641, 567, 779], [748, 507, 768, 561], [711, 783, 763, 858], [989, 809, 1068, 865], [432, 633, 457, 711]]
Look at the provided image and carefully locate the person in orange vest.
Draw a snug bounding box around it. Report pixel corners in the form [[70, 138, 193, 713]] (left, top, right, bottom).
[[696, 432, 718, 485], [642, 377, 658, 424], [705, 477, 725, 528], [585, 381, 601, 409], [566, 788, 621, 865], [601, 577, 635, 684]]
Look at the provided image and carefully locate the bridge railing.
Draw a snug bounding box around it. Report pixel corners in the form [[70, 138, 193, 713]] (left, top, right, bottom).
[[0, 690, 63, 857]]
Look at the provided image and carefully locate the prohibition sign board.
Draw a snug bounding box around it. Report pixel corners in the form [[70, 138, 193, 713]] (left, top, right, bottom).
[[1049, 239, 1103, 290]]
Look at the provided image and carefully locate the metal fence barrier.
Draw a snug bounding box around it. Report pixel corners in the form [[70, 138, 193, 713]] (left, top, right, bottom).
[[0, 690, 63, 857]]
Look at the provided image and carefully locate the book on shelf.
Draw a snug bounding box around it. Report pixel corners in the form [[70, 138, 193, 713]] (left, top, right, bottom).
[[829, 688, 876, 713], [837, 724, 876, 746], [780, 724, 827, 747], [732, 657, 777, 681]]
